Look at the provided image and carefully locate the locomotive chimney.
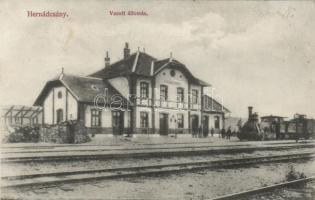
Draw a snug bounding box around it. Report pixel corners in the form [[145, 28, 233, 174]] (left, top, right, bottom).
[[104, 51, 110, 68], [248, 106, 253, 119], [123, 42, 130, 59]]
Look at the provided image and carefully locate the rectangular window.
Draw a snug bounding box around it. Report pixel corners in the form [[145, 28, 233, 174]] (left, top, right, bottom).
[[177, 114, 184, 128], [91, 109, 101, 127], [140, 112, 149, 128], [192, 89, 198, 104], [160, 85, 168, 101], [140, 82, 149, 98], [177, 87, 184, 103]]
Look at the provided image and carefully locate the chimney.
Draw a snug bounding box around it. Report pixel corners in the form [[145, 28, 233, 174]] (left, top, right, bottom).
[[123, 42, 130, 59], [248, 106, 253, 119], [104, 51, 110, 68]]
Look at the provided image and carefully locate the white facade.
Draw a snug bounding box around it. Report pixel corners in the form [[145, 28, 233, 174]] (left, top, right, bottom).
[[43, 86, 78, 124], [133, 66, 223, 134], [38, 49, 227, 136]]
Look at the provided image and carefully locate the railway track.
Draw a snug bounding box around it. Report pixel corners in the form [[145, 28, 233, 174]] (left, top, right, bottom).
[[2, 152, 314, 189], [212, 176, 315, 200], [2, 143, 315, 163], [0, 144, 250, 154], [3, 142, 313, 155]]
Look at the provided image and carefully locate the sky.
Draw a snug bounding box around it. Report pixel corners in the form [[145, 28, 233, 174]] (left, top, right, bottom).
[[0, 0, 314, 119]]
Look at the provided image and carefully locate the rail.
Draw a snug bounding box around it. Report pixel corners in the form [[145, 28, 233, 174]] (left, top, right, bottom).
[[2, 152, 314, 189], [212, 176, 315, 200], [2, 144, 315, 163]]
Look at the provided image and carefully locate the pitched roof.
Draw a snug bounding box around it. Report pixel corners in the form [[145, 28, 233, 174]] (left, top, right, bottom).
[[90, 52, 157, 79], [134, 52, 157, 76], [34, 74, 127, 106], [203, 95, 230, 113], [153, 59, 169, 72], [153, 59, 211, 86], [89, 52, 211, 86]]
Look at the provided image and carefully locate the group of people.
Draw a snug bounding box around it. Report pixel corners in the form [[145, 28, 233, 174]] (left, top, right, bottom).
[[192, 125, 207, 138], [219, 127, 234, 140], [191, 126, 235, 139]]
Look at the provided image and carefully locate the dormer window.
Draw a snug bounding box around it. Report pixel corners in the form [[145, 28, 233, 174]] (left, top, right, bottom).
[[91, 85, 99, 91], [57, 91, 62, 99]]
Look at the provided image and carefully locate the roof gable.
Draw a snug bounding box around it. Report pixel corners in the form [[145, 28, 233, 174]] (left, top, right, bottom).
[[153, 59, 211, 86], [134, 52, 157, 76], [34, 75, 128, 106], [203, 95, 230, 113], [89, 53, 137, 79], [89, 52, 210, 86]]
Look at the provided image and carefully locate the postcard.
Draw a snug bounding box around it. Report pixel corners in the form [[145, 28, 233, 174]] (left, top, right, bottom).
[[0, 1, 314, 199]]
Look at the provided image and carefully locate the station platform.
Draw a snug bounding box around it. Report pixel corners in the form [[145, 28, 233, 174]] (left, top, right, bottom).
[[1, 134, 314, 160], [1, 134, 313, 149]]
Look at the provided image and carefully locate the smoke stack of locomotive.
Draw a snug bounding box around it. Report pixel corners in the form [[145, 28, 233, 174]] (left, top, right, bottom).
[[238, 106, 262, 140]]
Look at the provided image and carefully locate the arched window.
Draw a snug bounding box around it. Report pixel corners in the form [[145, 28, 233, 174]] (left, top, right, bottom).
[[57, 91, 62, 99], [214, 116, 220, 129], [56, 109, 63, 124]]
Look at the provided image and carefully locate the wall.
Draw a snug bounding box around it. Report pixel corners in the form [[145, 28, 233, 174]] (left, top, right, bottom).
[[108, 77, 130, 99], [204, 113, 223, 130], [85, 105, 112, 128], [155, 68, 189, 107], [134, 67, 204, 134], [84, 105, 131, 134], [43, 86, 78, 124], [44, 90, 53, 124], [154, 108, 189, 132]]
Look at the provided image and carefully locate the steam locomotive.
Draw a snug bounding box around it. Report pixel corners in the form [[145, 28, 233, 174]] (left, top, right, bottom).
[[237, 107, 315, 141]]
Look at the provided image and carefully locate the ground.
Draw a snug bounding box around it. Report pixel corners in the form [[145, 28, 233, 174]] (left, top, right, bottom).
[[1, 135, 315, 200], [2, 160, 315, 200]]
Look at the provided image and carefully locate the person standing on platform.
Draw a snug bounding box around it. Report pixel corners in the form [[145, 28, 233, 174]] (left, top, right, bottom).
[[221, 128, 226, 139], [227, 127, 232, 140]]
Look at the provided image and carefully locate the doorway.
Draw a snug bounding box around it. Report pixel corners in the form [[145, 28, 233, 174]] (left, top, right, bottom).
[[159, 113, 168, 135], [112, 111, 124, 135], [56, 109, 63, 124], [191, 115, 199, 135], [203, 116, 209, 137]]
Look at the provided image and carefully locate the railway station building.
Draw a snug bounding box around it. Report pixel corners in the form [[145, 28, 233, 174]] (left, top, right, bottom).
[[34, 43, 230, 136]]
